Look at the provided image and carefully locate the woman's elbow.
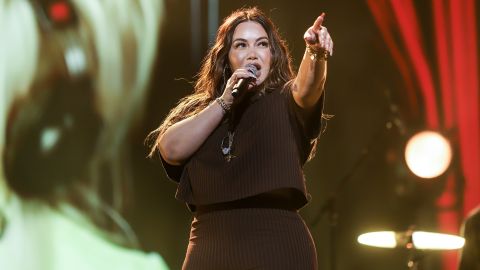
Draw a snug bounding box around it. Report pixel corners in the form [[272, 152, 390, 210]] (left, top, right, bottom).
[[158, 136, 185, 165], [293, 85, 324, 110]]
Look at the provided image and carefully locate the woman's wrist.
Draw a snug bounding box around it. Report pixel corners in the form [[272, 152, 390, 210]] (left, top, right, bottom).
[[215, 97, 231, 115], [306, 44, 329, 61]]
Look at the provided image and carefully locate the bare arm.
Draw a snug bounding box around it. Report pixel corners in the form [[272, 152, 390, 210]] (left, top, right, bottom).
[[293, 13, 333, 111], [159, 101, 225, 165], [158, 68, 256, 165]]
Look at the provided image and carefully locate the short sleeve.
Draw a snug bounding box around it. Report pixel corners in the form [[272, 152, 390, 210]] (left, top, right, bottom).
[[160, 155, 184, 183], [283, 88, 326, 164], [286, 89, 326, 140]]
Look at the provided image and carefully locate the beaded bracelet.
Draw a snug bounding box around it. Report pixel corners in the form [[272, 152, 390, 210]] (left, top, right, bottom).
[[215, 97, 230, 114], [306, 45, 329, 61]]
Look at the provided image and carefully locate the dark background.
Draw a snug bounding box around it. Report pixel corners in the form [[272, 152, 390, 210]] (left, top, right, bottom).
[[126, 1, 462, 269]]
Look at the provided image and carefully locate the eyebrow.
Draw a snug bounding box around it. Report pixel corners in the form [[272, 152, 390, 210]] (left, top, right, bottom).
[[232, 37, 269, 43]]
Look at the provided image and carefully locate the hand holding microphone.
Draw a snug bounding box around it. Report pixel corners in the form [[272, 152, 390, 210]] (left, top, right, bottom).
[[231, 64, 258, 98]]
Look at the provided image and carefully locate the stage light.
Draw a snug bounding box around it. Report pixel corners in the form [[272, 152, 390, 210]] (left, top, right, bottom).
[[412, 231, 465, 250], [358, 231, 396, 248], [357, 230, 464, 250], [404, 131, 452, 179]]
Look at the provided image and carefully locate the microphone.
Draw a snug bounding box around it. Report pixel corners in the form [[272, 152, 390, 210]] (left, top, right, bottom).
[[231, 64, 258, 98]]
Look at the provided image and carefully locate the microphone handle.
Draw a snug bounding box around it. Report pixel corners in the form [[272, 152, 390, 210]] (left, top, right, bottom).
[[231, 77, 254, 97], [231, 81, 243, 97]]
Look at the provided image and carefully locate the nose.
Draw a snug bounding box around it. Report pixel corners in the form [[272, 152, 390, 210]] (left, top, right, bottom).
[[246, 48, 258, 60]]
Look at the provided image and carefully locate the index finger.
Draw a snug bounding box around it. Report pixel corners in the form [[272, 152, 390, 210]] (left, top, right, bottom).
[[312, 12, 325, 32]]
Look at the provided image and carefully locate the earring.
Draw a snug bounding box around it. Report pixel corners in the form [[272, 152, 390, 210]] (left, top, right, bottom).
[[223, 65, 231, 80], [219, 65, 231, 96]]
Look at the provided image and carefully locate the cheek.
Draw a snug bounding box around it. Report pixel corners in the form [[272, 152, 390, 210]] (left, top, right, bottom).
[[261, 67, 271, 82], [229, 51, 246, 70], [263, 52, 272, 68], [262, 53, 272, 79]]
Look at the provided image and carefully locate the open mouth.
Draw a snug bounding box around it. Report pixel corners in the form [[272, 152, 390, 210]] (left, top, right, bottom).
[[246, 63, 261, 79], [251, 63, 261, 71]]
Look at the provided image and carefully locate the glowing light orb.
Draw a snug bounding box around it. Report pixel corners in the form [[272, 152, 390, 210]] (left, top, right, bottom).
[[404, 131, 452, 179]]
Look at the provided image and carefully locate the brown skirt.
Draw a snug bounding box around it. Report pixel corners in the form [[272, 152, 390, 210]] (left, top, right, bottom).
[[182, 208, 318, 270]]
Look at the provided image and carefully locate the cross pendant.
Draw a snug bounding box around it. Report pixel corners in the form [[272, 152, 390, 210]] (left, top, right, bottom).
[[225, 154, 236, 162]]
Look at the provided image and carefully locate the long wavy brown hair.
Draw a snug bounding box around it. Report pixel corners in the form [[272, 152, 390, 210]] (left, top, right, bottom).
[[148, 7, 295, 156]]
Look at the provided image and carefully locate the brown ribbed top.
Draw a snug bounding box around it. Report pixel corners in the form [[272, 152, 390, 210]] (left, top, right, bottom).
[[161, 86, 325, 211]]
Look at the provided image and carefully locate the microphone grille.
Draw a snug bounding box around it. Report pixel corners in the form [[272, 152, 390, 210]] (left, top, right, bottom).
[[245, 63, 258, 74]]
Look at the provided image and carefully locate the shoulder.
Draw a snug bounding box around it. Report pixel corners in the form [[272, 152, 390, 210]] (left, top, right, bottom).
[[466, 206, 480, 224]]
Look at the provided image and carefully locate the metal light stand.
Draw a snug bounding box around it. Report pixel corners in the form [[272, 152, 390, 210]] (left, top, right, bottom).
[[396, 226, 425, 270], [311, 120, 395, 270], [311, 89, 406, 270]]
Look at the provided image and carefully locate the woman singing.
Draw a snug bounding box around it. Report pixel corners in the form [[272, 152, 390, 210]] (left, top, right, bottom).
[[149, 6, 333, 270]]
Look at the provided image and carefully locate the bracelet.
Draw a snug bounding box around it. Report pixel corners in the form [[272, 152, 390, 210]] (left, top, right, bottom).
[[215, 97, 230, 114], [306, 45, 329, 61]]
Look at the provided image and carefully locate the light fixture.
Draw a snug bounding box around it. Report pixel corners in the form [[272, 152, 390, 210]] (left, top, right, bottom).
[[358, 231, 396, 248], [404, 131, 452, 179], [357, 230, 464, 250]]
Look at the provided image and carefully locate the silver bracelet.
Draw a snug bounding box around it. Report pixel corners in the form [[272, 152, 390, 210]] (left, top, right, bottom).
[[215, 97, 230, 114]]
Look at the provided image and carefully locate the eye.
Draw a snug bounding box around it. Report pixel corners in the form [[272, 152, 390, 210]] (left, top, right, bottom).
[[258, 41, 269, 47], [234, 42, 247, 49]]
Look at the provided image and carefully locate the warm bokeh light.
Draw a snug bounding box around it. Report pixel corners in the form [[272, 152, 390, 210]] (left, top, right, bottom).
[[412, 231, 465, 250], [357, 231, 397, 248], [404, 131, 452, 179], [358, 231, 465, 250]]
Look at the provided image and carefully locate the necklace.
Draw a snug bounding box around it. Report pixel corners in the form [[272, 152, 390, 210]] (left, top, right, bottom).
[[219, 88, 266, 162], [220, 131, 235, 162]]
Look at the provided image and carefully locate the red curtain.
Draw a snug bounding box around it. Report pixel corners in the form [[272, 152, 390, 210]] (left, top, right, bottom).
[[367, 0, 480, 269]]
